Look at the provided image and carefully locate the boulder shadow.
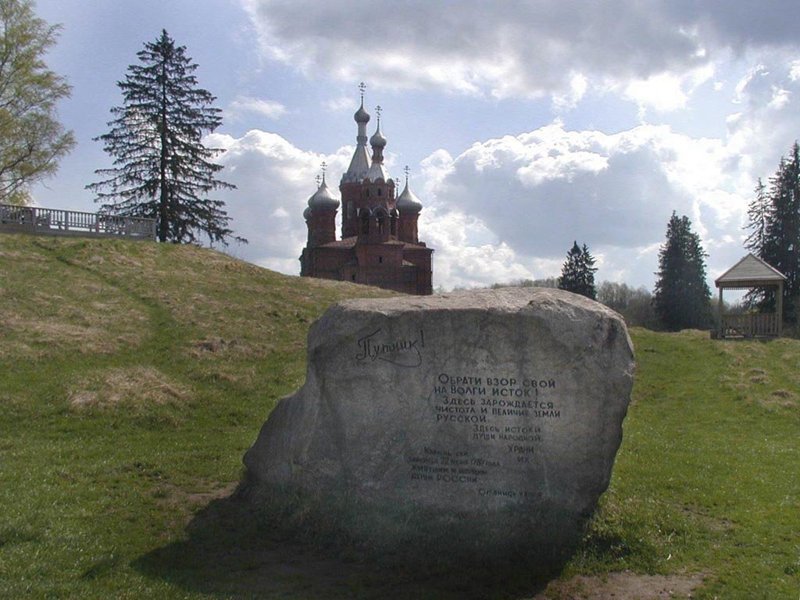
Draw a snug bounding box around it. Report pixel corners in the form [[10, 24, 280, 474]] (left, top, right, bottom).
[[133, 486, 563, 600]]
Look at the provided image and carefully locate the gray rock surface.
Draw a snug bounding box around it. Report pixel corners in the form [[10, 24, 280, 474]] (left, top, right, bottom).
[[244, 287, 635, 557]]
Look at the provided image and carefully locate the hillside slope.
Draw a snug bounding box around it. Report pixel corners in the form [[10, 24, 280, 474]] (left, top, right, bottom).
[[1, 233, 798, 599], [0, 234, 393, 597]]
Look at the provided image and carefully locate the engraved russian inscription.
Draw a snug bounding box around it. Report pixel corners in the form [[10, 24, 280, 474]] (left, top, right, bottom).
[[355, 327, 425, 368], [407, 447, 501, 485], [433, 372, 560, 425], [410, 369, 564, 488]]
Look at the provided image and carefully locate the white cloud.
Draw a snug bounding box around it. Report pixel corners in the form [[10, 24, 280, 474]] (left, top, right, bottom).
[[418, 121, 749, 289], [767, 87, 791, 109], [227, 95, 287, 120], [790, 59, 800, 81], [421, 209, 534, 289], [622, 64, 715, 116], [204, 130, 349, 270], [624, 73, 690, 113], [725, 53, 800, 179], [323, 96, 355, 112], [240, 0, 800, 105], [552, 73, 588, 112]]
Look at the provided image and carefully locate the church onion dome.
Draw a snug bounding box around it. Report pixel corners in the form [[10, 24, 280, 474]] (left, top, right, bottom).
[[307, 176, 340, 210], [397, 180, 423, 212], [370, 124, 387, 149], [354, 101, 370, 124], [303, 206, 312, 220]]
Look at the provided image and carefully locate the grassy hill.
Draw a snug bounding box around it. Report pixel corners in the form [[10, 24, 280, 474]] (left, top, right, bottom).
[[0, 234, 798, 599]]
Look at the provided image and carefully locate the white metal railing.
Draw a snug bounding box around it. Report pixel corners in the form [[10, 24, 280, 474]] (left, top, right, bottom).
[[0, 204, 156, 240], [719, 312, 780, 338]]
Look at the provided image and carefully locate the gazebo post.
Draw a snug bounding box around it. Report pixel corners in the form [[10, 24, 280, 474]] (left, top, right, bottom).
[[717, 286, 724, 339], [776, 281, 783, 337]]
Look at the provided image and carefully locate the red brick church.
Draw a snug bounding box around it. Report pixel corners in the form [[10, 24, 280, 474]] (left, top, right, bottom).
[[299, 93, 433, 295]]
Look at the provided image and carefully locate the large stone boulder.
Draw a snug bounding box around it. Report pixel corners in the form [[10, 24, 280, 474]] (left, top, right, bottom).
[[244, 287, 635, 560]]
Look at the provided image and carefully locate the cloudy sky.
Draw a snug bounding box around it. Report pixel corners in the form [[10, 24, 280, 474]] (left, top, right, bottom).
[[32, 0, 800, 291]]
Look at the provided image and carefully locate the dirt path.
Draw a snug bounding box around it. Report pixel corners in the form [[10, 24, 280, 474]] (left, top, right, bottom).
[[532, 571, 705, 599]]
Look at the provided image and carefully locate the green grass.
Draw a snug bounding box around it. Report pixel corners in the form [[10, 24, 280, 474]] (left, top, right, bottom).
[[568, 329, 800, 598], [1, 234, 799, 599]]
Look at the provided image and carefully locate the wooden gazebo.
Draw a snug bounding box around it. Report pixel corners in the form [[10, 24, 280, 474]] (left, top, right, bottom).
[[714, 254, 786, 339]]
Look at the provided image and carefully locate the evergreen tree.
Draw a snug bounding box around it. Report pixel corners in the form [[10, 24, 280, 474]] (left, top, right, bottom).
[[653, 212, 712, 331], [558, 241, 598, 299], [88, 30, 241, 245], [745, 177, 769, 254], [0, 0, 74, 204], [743, 177, 771, 308], [745, 143, 800, 321]]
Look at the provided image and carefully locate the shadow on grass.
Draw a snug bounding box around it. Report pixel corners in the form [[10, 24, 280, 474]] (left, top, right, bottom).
[[134, 488, 563, 600]]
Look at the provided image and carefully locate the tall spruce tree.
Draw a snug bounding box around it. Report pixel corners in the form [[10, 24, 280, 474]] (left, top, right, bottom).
[[88, 30, 240, 244], [0, 0, 74, 204], [745, 143, 800, 321], [743, 178, 771, 308], [653, 212, 712, 330], [745, 178, 769, 255], [557, 241, 598, 299]]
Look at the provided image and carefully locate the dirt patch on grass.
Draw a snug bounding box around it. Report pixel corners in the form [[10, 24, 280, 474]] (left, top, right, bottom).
[[191, 336, 245, 355], [765, 388, 797, 408], [679, 505, 734, 533], [532, 571, 705, 599], [69, 366, 191, 409], [154, 481, 239, 511], [747, 367, 769, 384], [151, 481, 240, 536]]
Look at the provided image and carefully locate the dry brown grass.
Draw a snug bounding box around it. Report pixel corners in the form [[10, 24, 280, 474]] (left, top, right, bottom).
[[717, 338, 799, 408], [2, 313, 144, 358], [1, 238, 151, 359], [68, 366, 191, 410], [48, 238, 395, 360]]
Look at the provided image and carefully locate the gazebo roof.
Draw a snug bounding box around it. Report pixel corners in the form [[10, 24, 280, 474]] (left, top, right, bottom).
[[715, 253, 786, 288]]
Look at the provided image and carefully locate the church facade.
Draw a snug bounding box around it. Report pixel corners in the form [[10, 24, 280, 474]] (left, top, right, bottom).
[[299, 97, 433, 295]]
